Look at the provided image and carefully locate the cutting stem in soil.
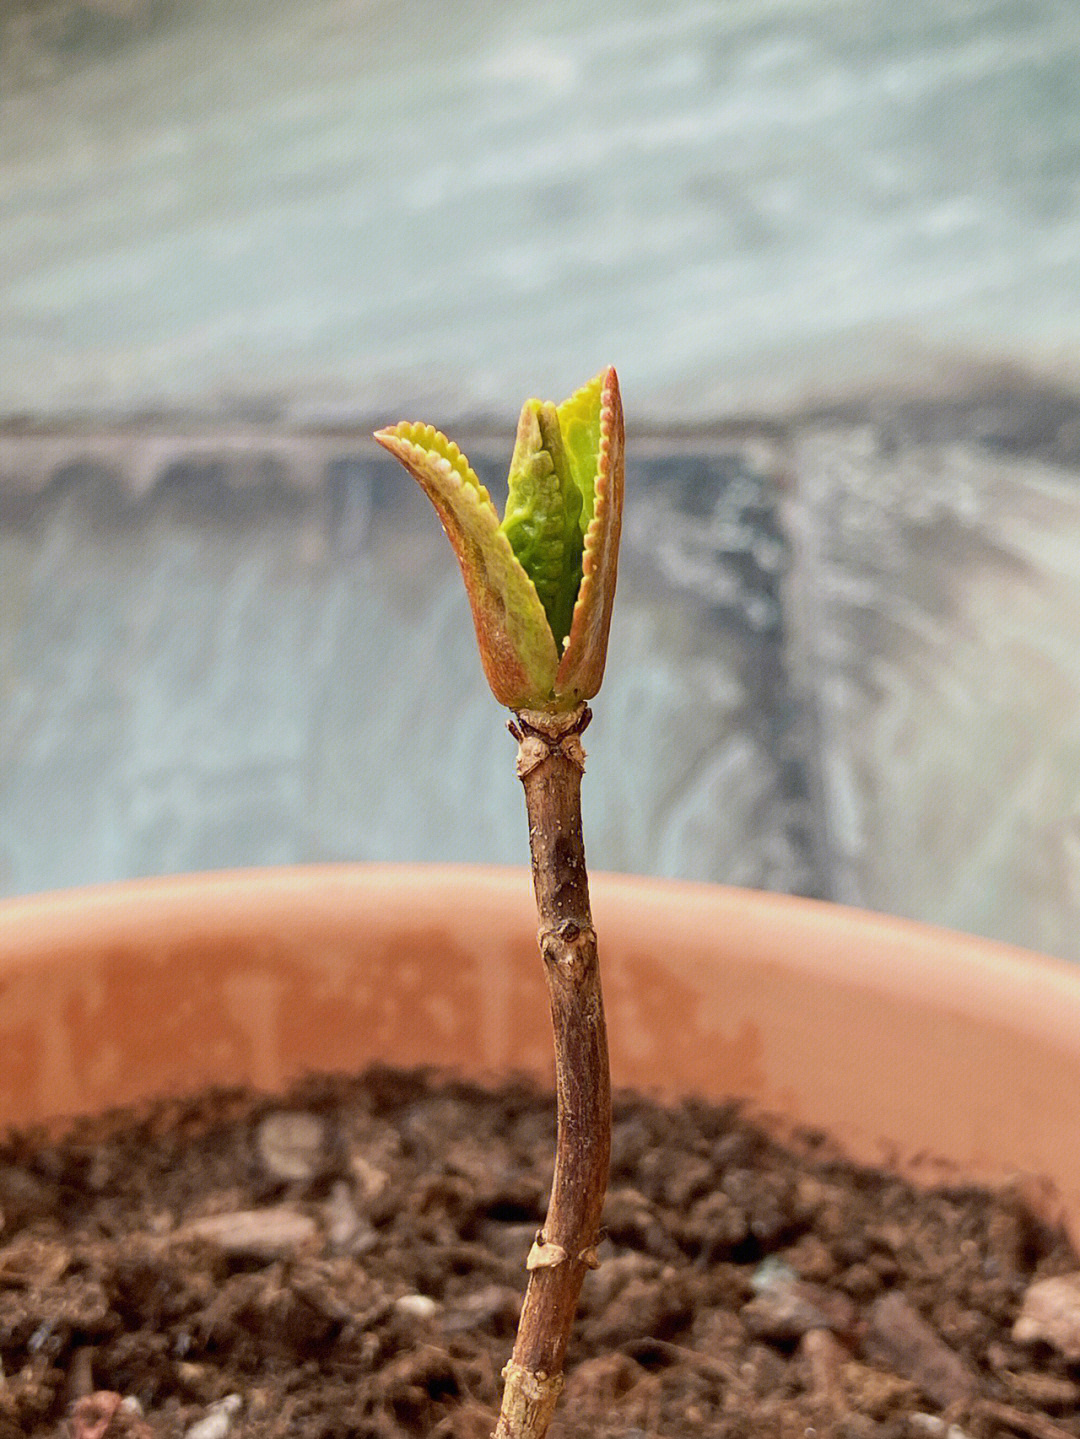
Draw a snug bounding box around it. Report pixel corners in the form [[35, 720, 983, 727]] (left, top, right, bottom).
[[374, 369, 624, 1439], [496, 702, 611, 1439]]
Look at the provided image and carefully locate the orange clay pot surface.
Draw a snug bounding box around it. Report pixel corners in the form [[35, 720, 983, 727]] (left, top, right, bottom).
[[2, 865, 1080, 1245]]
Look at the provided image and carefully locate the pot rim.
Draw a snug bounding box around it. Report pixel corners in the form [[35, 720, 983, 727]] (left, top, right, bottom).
[[4, 861, 1079, 1044], [3, 864, 1080, 1244]]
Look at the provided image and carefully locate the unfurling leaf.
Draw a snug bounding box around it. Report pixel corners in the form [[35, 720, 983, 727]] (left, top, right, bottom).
[[501, 400, 583, 650], [375, 368, 624, 714]]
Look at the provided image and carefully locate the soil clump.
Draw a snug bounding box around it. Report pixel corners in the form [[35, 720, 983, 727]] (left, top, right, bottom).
[[0, 1069, 1077, 1438]]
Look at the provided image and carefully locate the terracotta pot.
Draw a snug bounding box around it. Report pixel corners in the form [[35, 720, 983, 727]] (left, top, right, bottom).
[[3, 864, 1080, 1246]]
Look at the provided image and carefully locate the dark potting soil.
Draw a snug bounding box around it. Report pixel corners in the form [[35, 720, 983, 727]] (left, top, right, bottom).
[[1, 1069, 1078, 1439]]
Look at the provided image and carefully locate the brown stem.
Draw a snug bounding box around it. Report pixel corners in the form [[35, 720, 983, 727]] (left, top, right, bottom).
[[494, 703, 612, 1439]]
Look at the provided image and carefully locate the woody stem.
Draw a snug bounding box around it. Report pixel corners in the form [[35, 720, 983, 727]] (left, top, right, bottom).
[[493, 703, 612, 1439]]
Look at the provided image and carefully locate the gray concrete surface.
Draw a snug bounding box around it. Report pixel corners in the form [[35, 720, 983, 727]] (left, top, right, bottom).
[[5, 384, 1080, 967], [2, 0, 1080, 424], [0, 432, 815, 899]]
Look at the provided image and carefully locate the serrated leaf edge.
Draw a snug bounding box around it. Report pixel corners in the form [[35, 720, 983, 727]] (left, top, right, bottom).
[[555, 366, 624, 702], [373, 422, 561, 708], [556, 373, 604, 532]]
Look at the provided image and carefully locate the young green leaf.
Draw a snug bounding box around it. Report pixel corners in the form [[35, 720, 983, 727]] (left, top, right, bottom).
[[371, 422, 559, 710], [501, 400, 584, 650], [374, 368, 624, 714]]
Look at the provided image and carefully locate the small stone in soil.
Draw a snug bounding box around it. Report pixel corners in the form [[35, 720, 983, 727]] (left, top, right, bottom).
[[440, 1283, 521, 1336], [864, 1291, 977, 1410], [322, 1179, 376, 1254], [743, 1256, 856, 1340], [909, 1414, 972, 1439], [175, 1206, 318, 1260], [255, 1112, 328, 1183], [183, 1394, 242, 1439], [394, 1293, 439, 1320], [1013, 1272, 1080, 1361]]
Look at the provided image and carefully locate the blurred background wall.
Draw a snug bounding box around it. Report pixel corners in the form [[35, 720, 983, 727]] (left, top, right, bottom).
[[3, 0, 1080, 960]]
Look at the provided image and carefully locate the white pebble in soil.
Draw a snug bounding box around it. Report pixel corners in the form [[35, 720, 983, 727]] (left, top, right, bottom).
[[184, 1393, 242, 1439], [1013, 1272, 1080, 1362], [255, 1111, 329, 1182], [394, 1293, 439, 1320], [176, 1207, 319, 1261]]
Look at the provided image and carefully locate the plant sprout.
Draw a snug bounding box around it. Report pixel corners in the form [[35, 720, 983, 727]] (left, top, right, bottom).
[[375, 368, 624, 1439]]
